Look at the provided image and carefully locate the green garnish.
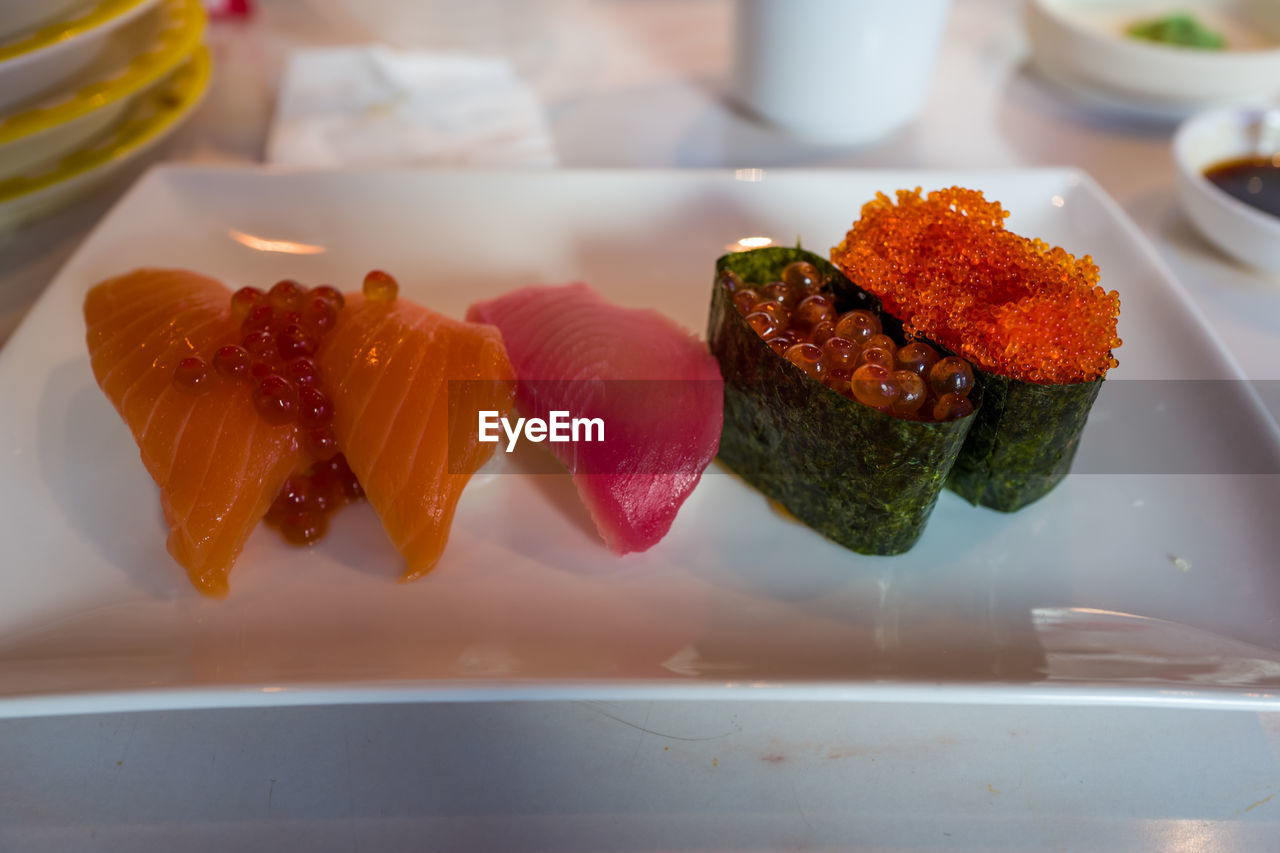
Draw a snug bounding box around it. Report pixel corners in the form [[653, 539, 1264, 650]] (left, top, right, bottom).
[[1126, 13, 1226, 49]]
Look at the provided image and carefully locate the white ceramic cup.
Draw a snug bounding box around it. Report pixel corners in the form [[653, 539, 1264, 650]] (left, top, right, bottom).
[[732, 0, 952, 144]]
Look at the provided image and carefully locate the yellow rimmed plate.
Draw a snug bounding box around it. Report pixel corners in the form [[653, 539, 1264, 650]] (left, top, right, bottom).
[[0, 0, 96, 43], [0, 0, 160, 112], [0, 46, 210, 230], [0, 0, 204, 180]]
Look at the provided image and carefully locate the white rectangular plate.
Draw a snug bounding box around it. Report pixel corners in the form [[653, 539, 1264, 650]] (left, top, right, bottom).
[[2, 166, 1279, 718]]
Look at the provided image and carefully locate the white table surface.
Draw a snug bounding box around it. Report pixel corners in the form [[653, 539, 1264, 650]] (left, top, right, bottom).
[[2, 1, 1279, 849]]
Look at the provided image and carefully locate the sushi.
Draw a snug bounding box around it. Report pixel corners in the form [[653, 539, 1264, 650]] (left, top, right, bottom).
[[319, 275, 514, 580], [831, 187, 1121, 511], [84, 268, 514, 595], [707, 246, 980, 555], [467, 282, 723, 554], [84, 269, 307, 596]]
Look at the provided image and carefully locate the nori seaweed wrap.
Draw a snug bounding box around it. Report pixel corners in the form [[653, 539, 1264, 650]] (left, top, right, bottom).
[[830, 187, 1121, 514], [945, 371, 1103, 512], [707, 247, 980, 555], [834, 294, 1105, 513]]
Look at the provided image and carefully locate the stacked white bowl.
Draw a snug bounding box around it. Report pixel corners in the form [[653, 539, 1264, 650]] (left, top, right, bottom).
[[0, 0, 210, 227]]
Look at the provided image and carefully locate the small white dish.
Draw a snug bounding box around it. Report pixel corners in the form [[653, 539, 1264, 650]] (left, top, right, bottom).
[[1030, 61, 1205, 123], [1026, 0, 1280, 108], [1173, 106, 1280, 272], [2, 167, 1280, 717]]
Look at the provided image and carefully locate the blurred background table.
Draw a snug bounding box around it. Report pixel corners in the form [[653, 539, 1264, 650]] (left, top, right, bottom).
[[2, 1, 1278, 850]]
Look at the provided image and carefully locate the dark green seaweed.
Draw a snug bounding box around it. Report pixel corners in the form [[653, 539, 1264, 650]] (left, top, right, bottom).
[[824, 255, 1106, 514], [945, 371, 1102, 512], [708, 247, 979, 555]]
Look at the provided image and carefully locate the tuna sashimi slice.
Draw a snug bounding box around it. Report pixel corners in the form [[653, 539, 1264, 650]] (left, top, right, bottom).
[[466, 282, 723, 554], [318, 293, 515, 580], [84, 269, 305, 596]]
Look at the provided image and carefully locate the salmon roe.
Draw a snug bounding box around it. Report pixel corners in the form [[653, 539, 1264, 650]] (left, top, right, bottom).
[[830, 187, 1121, 385], [728, 260, 976, 422], [363, 270, 398, 303], [167, 272, 388, 545], [171, 281, 353, 430], [264, 454, 364, 546]]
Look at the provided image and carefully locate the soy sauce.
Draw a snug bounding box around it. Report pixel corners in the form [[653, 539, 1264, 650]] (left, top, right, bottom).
[[1204, 156, 1280, 219]]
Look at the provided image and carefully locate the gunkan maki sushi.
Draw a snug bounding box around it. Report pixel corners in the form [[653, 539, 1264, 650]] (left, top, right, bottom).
[[831, 187, 1122, 512], [707, 246, 981, 555]]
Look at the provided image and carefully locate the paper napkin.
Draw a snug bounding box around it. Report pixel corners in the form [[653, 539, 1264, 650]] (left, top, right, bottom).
[[268, 46, 557, 167]]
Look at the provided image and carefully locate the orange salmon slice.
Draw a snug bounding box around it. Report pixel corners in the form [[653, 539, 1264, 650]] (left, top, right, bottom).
[[83, 269, 304, 597], [317, 293, 514, 580]]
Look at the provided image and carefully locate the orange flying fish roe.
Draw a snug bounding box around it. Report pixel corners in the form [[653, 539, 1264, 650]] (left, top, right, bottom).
[[830, 187, 1121, 385]]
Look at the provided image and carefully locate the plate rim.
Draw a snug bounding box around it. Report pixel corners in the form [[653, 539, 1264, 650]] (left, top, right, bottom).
[[3, 678, 1280, 721]]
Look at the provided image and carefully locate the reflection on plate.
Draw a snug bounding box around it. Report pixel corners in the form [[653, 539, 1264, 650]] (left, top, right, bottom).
[[1, 167, 1279, 717], [0, 46, 209, 230]]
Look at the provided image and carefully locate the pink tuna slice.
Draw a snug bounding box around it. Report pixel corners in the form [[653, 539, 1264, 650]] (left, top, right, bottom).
[[467, 282, 723, 553]]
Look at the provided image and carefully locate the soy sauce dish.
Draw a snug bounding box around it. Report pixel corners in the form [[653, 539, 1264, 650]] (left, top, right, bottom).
[[1173, 106, 1280, 273]]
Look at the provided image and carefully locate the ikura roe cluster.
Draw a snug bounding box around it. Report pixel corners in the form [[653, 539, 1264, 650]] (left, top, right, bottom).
[[167, 270, 401, 545], [708, 246, 981, 557], [722, 260, 977, 423]]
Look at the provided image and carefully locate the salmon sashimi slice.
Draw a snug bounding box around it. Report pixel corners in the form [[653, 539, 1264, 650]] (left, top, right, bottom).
[[467, 282, 723, 554], [317, 292, 515, 580], [84, 269, 304, 596]]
